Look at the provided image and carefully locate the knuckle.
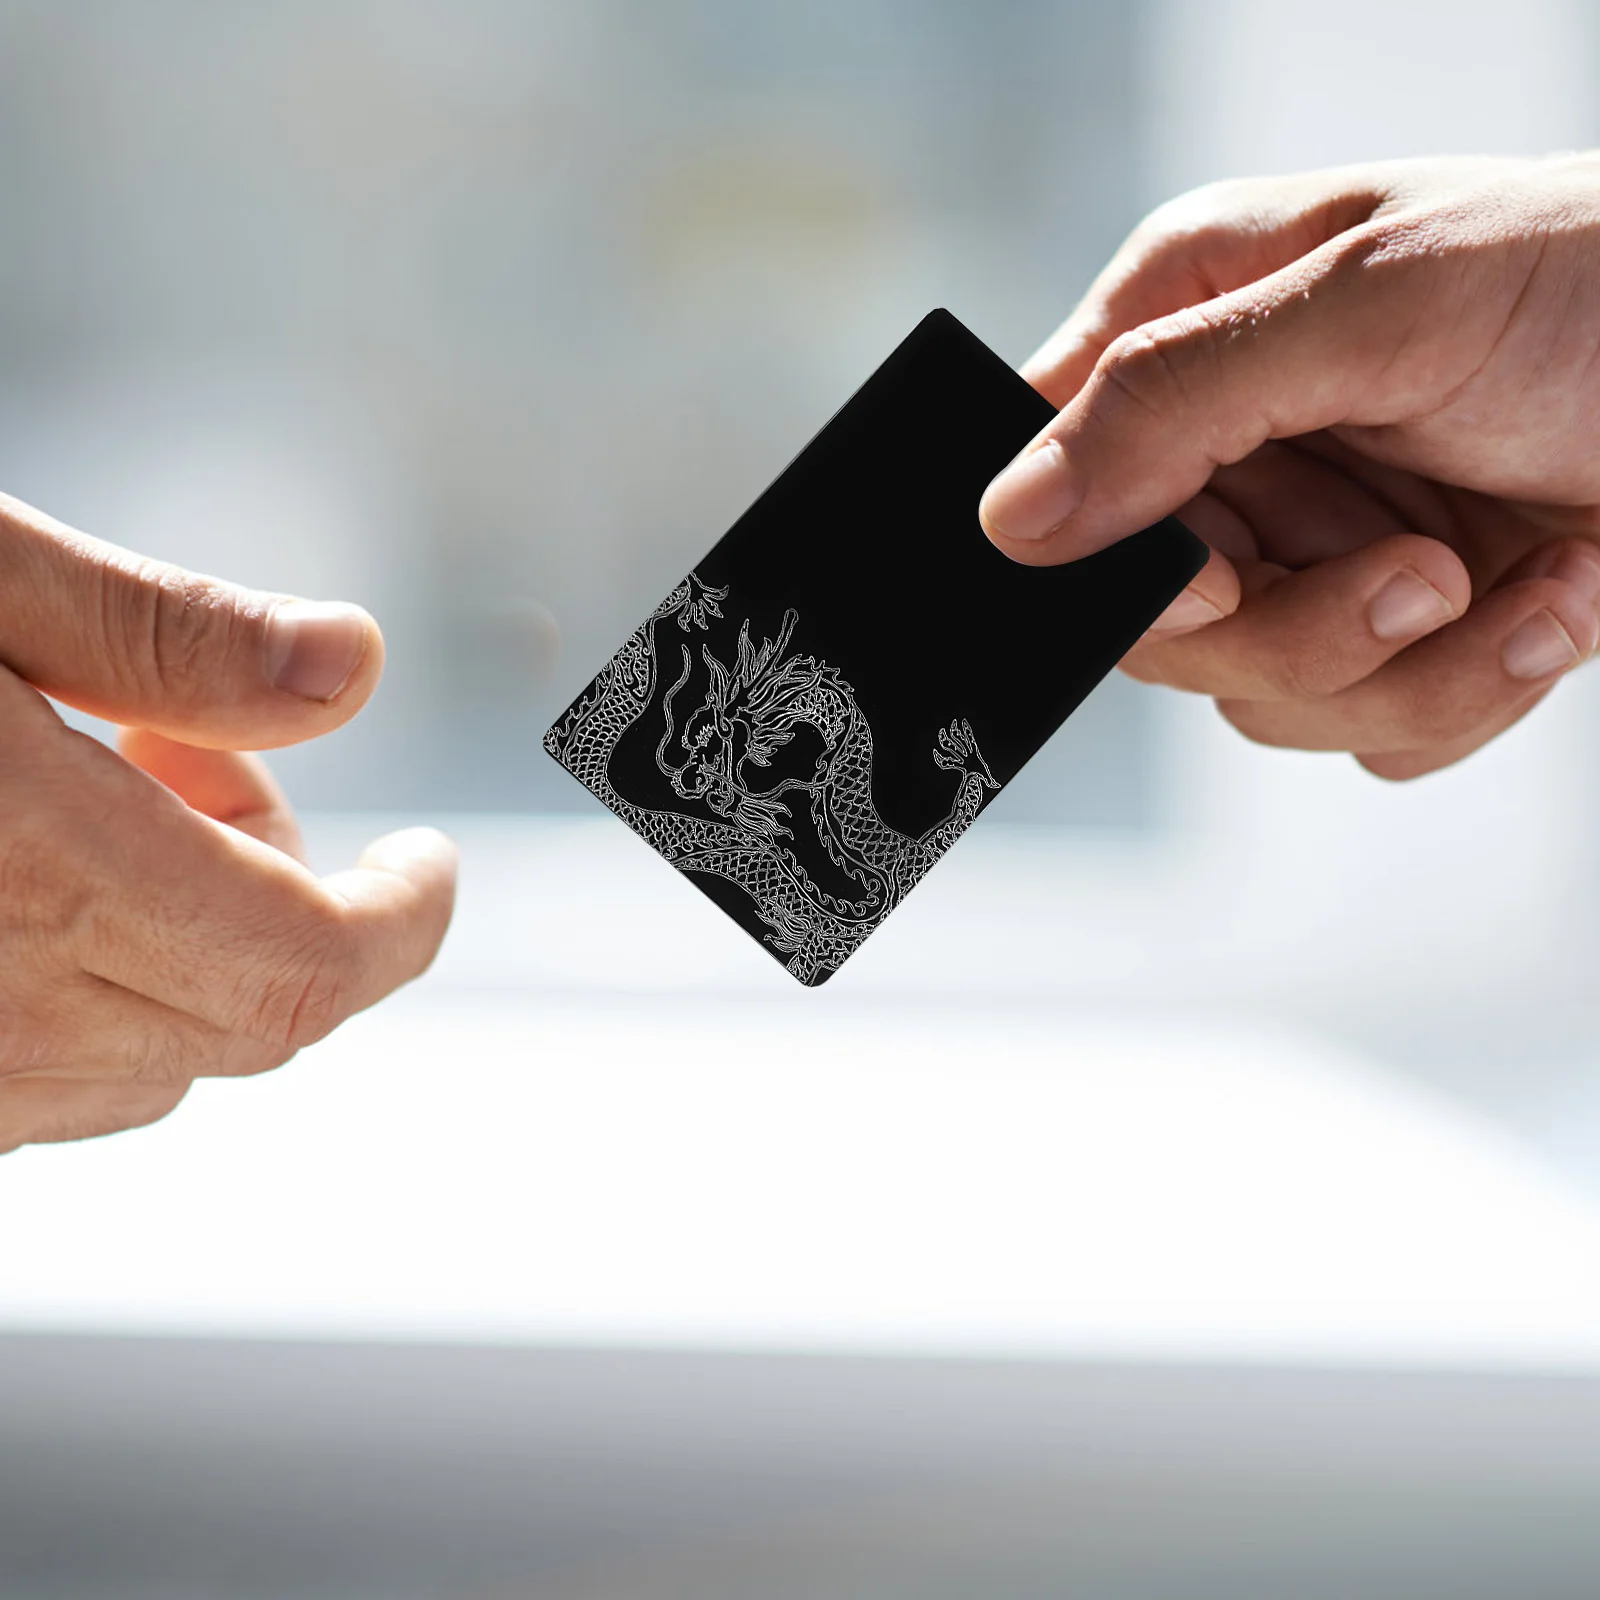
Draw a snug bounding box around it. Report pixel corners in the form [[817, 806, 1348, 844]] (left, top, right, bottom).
[[0, 812, 95, 970], [113, 560, 256, 703], [1267, 643, 1339, 701], [122, 1028, 194, 1089], [1098, 323, 1196, 419], [244, 915, 363, 1051], [1317, 215, 1420, 286], [1134, 178, 1254, 250]]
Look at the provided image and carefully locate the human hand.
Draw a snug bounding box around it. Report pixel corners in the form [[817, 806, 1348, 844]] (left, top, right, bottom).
[[0, 492, 457, 1154], [979, 154, 1600, 778]]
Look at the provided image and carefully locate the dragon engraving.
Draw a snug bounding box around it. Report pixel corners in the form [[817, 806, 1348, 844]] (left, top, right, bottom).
[[543, 571, 998, 983]]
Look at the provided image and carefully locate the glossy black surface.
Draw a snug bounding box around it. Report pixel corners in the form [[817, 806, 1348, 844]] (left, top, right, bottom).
[[547, 310, 1206, 979]]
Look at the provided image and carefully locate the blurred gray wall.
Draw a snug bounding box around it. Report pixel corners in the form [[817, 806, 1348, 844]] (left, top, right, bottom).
[[0, 0, 1154, 819]]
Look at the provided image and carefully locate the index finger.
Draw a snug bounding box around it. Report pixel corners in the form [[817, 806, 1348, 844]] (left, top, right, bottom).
[[47, 719, 457, 1048], [1020, 167, 1389, 406], [1122, 535, 1470, 701], [0, 491, 385, 749]]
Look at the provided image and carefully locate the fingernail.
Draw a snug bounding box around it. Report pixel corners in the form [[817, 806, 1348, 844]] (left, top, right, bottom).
[[979, 439, 1080, 543], [1502, 609, 1582, 680], [1549, 545, 1600, 602], [1146, 585, 1224, 635], [1367, 570, 1454, 641], [265, 601, 371, 701]]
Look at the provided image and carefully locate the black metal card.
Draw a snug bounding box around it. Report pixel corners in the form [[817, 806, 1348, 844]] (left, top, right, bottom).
[[544, 308, 1207, 985]]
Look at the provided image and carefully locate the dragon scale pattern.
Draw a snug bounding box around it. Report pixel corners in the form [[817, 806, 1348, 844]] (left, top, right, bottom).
[[544, 572, 998, 982]]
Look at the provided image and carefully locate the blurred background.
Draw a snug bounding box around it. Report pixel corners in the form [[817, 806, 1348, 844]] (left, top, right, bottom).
[[5, 1, 1600, 1596]]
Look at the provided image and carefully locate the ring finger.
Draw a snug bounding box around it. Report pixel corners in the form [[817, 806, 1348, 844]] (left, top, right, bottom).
[[3, 974, 293, 1086], [1124, 532, 1470, 700], [1220, 573, 1600, 753], [0, 1076, 190, 1153]]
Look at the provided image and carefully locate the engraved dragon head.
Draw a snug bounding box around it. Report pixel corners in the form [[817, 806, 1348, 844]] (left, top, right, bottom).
[[657, 607, 852, 840]]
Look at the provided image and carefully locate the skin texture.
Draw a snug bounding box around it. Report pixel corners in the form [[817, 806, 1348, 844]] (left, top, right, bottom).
[[978, 154, 1600, 778], [0, 492, 457, 1154]]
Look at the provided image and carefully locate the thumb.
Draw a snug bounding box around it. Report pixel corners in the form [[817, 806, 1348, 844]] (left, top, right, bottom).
[[0, 491, 384, 748], [979, 226, 1427, 566]]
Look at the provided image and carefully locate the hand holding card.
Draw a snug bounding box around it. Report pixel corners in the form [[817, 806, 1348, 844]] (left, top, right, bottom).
[[545, 310, 1206, 984]]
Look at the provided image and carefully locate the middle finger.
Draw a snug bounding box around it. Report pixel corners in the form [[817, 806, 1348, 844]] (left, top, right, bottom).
[[1219, 573, 1600, 753], [1124, 533, 1469, 700], [3, 973, 293, 1086]]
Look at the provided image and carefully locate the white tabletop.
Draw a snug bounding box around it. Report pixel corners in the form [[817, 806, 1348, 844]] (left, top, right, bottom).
[[4, 815, 1600, 1368]]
